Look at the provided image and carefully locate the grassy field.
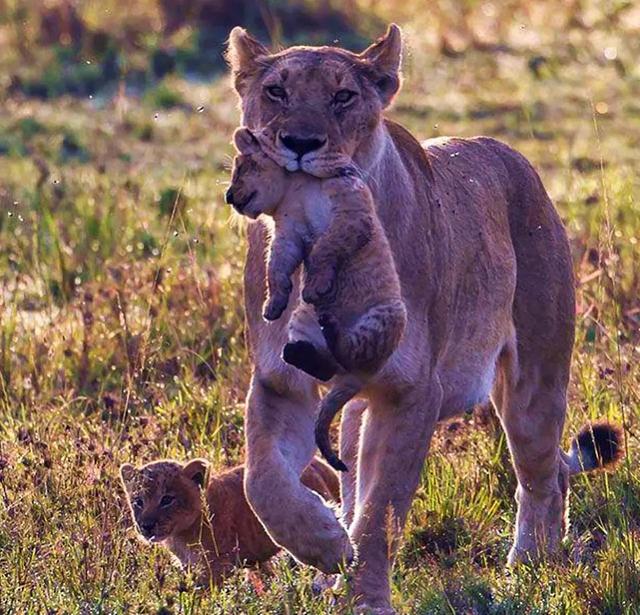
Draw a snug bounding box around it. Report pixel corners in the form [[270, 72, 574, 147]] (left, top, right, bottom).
[[1, 2, 639, 613]]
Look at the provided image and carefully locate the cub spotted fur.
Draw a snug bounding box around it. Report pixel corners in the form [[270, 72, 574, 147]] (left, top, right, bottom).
[[227, 127, 407, 471], [119, 457, 339, 586]]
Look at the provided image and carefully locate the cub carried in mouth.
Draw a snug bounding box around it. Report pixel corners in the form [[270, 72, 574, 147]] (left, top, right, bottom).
[[119, 457, 340, 587], [227, 127, 407, 471]]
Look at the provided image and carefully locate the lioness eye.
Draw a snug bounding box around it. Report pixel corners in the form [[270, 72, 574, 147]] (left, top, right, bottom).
[[160, 495, 175, 508], [266, 85, 286, 100], [334, 89, 356, 105]]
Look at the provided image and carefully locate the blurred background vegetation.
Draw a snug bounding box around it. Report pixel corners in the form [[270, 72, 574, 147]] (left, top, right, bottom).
[[0, 1, 639, 613]]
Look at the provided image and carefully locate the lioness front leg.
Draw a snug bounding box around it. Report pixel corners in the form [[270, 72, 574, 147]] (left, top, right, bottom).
[[244, 373, 354, 573], [350, 383, 441, 614]]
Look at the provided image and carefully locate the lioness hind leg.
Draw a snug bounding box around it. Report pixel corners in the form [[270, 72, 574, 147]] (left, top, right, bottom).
[[493, 346, 570, 564]]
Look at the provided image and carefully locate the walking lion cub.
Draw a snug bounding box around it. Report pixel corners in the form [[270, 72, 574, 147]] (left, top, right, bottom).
[[226, 127, 406, 471], [119, 457, 339, 586]]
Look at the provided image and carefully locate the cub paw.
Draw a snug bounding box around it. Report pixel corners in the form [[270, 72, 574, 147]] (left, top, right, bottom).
[[282, 341, 337, 382], [303, 268, 335, 304], [263, 295, 288, 321], [318, 314, 340, 354]]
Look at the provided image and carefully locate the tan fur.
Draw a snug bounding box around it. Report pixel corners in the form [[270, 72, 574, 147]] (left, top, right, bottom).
[[228, 127, 406, 470], [119, 458, 339, 587], [227, 24, 619, 613]]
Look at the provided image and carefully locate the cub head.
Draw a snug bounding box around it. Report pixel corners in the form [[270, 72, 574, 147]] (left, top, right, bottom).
[[226, 24, 403, 177], [120, 458, 209, 543], [225, 127, 289, 219]]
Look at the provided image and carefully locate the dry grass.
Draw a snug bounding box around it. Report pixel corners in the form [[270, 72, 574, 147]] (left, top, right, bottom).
[[0, 1, 639, 613]]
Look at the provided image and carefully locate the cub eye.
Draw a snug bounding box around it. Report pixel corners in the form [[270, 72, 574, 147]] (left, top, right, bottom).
[[333, 89, 356, 105], [266, 85, 286, 100], [160, 495, 175, 508], [133, 497, 144, 509]]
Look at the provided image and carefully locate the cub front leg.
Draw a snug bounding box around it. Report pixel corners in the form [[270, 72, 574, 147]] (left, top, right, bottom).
[[302, 175, 374, 306], [264, 226, 305, 321]]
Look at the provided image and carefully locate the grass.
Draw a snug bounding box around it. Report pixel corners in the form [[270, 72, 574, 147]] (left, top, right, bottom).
[[1, 2, 640, 613]]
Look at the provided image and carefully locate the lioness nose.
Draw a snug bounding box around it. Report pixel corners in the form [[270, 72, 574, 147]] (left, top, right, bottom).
[[279, 133, 327, 157], [224, 187, 235, 205], [140, 520, 155, 534]]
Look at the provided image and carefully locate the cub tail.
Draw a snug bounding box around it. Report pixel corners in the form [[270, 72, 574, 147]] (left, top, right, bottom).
[[566, 422, 624, 475], [315, 375, 363, 473]]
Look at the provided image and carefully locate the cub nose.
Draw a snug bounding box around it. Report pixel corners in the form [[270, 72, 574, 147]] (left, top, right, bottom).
[[279, 133, 327, 158], [224, 187, 235, 206]]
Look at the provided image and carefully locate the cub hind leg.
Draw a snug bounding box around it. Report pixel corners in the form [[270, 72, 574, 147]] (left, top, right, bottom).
[[283, 302, 340, 381], [320, 299, 406, 371], [314, 300, 406, 471]]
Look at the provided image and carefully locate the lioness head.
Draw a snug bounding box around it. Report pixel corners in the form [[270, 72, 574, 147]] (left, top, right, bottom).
[[226, 24, 403, 177], [120, 459, 209, 543], [226, 127, 290, 219]]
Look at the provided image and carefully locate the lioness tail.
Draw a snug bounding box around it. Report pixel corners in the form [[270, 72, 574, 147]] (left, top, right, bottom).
[[566, 422, 624, 475]]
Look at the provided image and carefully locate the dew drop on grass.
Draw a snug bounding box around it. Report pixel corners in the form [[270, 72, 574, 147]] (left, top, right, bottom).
[[7, 212, 12, 217], [154, 113, 159, 120], [196, 106, 205, 113], [173, 231, 179, 237]]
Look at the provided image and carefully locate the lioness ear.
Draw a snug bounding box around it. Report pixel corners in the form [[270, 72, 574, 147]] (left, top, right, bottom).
[[119, 463, 136, 491], [359, 23, 403, 107], [226, 27, 269, 94], [183, 459, 210, 489], [233, 127, 261, 155]]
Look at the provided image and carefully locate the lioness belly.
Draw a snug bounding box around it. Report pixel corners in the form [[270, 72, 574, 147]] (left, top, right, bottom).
[[437, 346, 503, 419]]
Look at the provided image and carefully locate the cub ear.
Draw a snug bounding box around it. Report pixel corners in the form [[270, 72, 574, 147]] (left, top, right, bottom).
[[183, 458, 210, 489], [119, 463, 136, 491], [233, 127, 261, 155], [226, 27, 269, 94], [359, 23, 403, 107]]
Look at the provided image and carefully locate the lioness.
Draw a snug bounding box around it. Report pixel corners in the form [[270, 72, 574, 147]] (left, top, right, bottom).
[[227, 126, 406, 471], [119, 457, 340, 586], [226, 24, 622, 613]]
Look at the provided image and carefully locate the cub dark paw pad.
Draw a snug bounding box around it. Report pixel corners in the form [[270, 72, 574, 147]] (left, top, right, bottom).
[[282, 341, 337, 382]]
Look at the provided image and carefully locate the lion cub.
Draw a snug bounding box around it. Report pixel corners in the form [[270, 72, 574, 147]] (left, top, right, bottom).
[[227, 127, 407, 471], [120, 457, 339, 586]]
